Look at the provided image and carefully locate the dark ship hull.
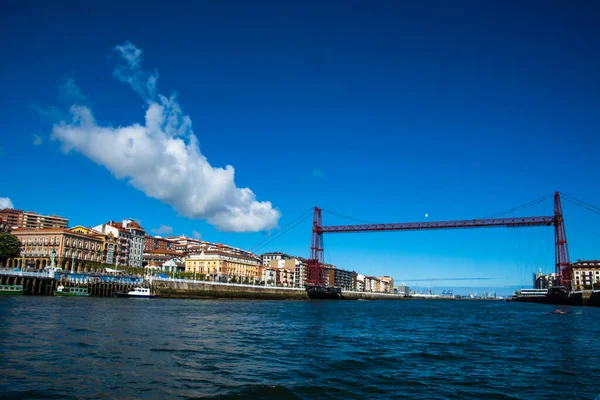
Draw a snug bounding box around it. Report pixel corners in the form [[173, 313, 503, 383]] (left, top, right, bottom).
[[306, 285, 343, 300]]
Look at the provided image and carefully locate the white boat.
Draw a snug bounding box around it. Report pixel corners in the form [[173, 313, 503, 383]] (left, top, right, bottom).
[[114, 287, 156, 298]]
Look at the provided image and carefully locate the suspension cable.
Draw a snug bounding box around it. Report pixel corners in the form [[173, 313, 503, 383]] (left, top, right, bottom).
[[251, 213, 313, 254], [481, 192, 554, 219], [560, 193, 600, 214], [321, 209, 375, 224], [561, 196, 600, 216], [248, 207, 314, 253]]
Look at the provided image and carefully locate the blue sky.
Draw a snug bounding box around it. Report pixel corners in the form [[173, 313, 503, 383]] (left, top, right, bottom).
[[1, 1, 599, 292]]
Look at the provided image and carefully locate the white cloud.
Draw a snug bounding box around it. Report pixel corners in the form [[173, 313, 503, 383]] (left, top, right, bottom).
[[192, 230, 202, 240], [59, 77, 88, 104], [0, 197, 14, 209], [33, 134, 43, 146], [113, 42, 158, 100], [151, 225, 173, 235], [51, 41, 280, 232]]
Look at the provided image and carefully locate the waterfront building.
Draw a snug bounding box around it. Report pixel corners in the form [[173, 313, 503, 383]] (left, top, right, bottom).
[[324, 265, 357, 291], [363, 276, 382, 292], [262, 266, 277, 285], [571, 260, 600, 290], [0, 208, 68, 229], [164, 236, 204, 255], [267, 258, 309, 287], [378, 276, 394, 293], [293, 257, 307, 287], [356, 274, 365, 292], [185, 249, 261, 282], [122, 220, 145, 268], [0, 208, 24, 228], [267, 259, 297, 287], [144, 235, 176, 252], [8, 228, 105, 272], [396, 283, 410, 296], [93, 220, 145, 268], [533, 270, 558, 289], [145, 257, 184, 273], [261, 252, 291, 265], [143, 249, 185, 268], [354, 274, 392, 293], [93, 222, 130, 266], [70, 225, 118, 265]]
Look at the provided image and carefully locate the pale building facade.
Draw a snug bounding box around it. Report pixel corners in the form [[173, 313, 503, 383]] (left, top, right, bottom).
[[0, 208, 68, 229], [572, 260, 600, 290], [93, 220, 145, 267], [356, 274, 366, 292], [378, 276, 394, 293], [9, 228, 105, 272], [70, 225, 117, 266], [267, 259, 298, 287], [122, 220, 145, 268], [185, 250, 261, 281]]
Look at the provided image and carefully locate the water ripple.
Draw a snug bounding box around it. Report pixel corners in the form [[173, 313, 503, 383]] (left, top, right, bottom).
[[1, 297, 599, 399]]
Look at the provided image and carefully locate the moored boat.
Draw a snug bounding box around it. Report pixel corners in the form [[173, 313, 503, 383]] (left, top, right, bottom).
[[54, 285, 90, 297], [306, 285, 343, 300], [114, 287, 156, 298], [0, 284, 24, 295]]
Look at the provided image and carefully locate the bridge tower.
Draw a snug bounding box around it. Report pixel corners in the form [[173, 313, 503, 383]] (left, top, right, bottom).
[[553, 192, 572, 289], [307, 207, 325, 286]]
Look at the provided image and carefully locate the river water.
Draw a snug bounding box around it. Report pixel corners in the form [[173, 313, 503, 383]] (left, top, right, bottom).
[[1, 297, 599, 399]]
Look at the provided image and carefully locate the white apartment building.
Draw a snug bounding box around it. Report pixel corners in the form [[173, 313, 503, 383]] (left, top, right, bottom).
[[93, 220, 145, 267], [572, 260, 600, 290], [356, 274, 365, 292]]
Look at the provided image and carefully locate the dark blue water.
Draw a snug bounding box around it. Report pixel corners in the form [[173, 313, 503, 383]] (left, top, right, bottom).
[[1, 297, 599, 400]]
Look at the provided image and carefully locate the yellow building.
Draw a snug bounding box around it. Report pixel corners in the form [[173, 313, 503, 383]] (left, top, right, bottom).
[[185, 250, 261, 281], [71, 225, 118, 265], [9, 228, 105, 272]]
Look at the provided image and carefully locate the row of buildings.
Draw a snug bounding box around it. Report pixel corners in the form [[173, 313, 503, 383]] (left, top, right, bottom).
[[0, 208, 396, 293], [534, 260, 600, 291]]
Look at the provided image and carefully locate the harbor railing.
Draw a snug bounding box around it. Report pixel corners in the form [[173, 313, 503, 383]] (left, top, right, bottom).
[[0, 269, 50, 278], [149, 276, 306, 291]]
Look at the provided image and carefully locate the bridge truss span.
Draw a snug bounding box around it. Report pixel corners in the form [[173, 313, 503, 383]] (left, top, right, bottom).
[[320, 216, 555, 234], [307, 192, 572, 290]]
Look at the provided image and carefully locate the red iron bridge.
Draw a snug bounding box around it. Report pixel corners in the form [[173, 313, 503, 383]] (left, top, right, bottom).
[[304, 192, 589, 290]]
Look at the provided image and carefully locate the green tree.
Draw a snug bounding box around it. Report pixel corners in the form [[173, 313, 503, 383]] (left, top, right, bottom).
[[0, 231, 21, 267]]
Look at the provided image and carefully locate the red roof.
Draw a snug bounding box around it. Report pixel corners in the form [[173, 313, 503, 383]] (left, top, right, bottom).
[[127, 221, 143, 230]]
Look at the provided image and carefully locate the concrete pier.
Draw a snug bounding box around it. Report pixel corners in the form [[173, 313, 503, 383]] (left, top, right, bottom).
[[0, 270, 408, 300], [151, 278, 408, 300], [0, 273, 143, 297]]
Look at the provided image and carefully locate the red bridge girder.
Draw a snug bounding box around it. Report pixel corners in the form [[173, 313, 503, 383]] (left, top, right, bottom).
[[319, 216, 555, 233], [307, 192, 572, 290]]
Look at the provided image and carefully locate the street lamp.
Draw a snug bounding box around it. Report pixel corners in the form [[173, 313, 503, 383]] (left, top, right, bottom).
[[20, 249, 24, 272]]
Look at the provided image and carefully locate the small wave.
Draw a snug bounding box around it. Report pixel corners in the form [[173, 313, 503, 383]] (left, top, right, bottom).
[[150, 348, 205, 354], [412, 351, 443, 360], [323, 358, 371, 371]]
